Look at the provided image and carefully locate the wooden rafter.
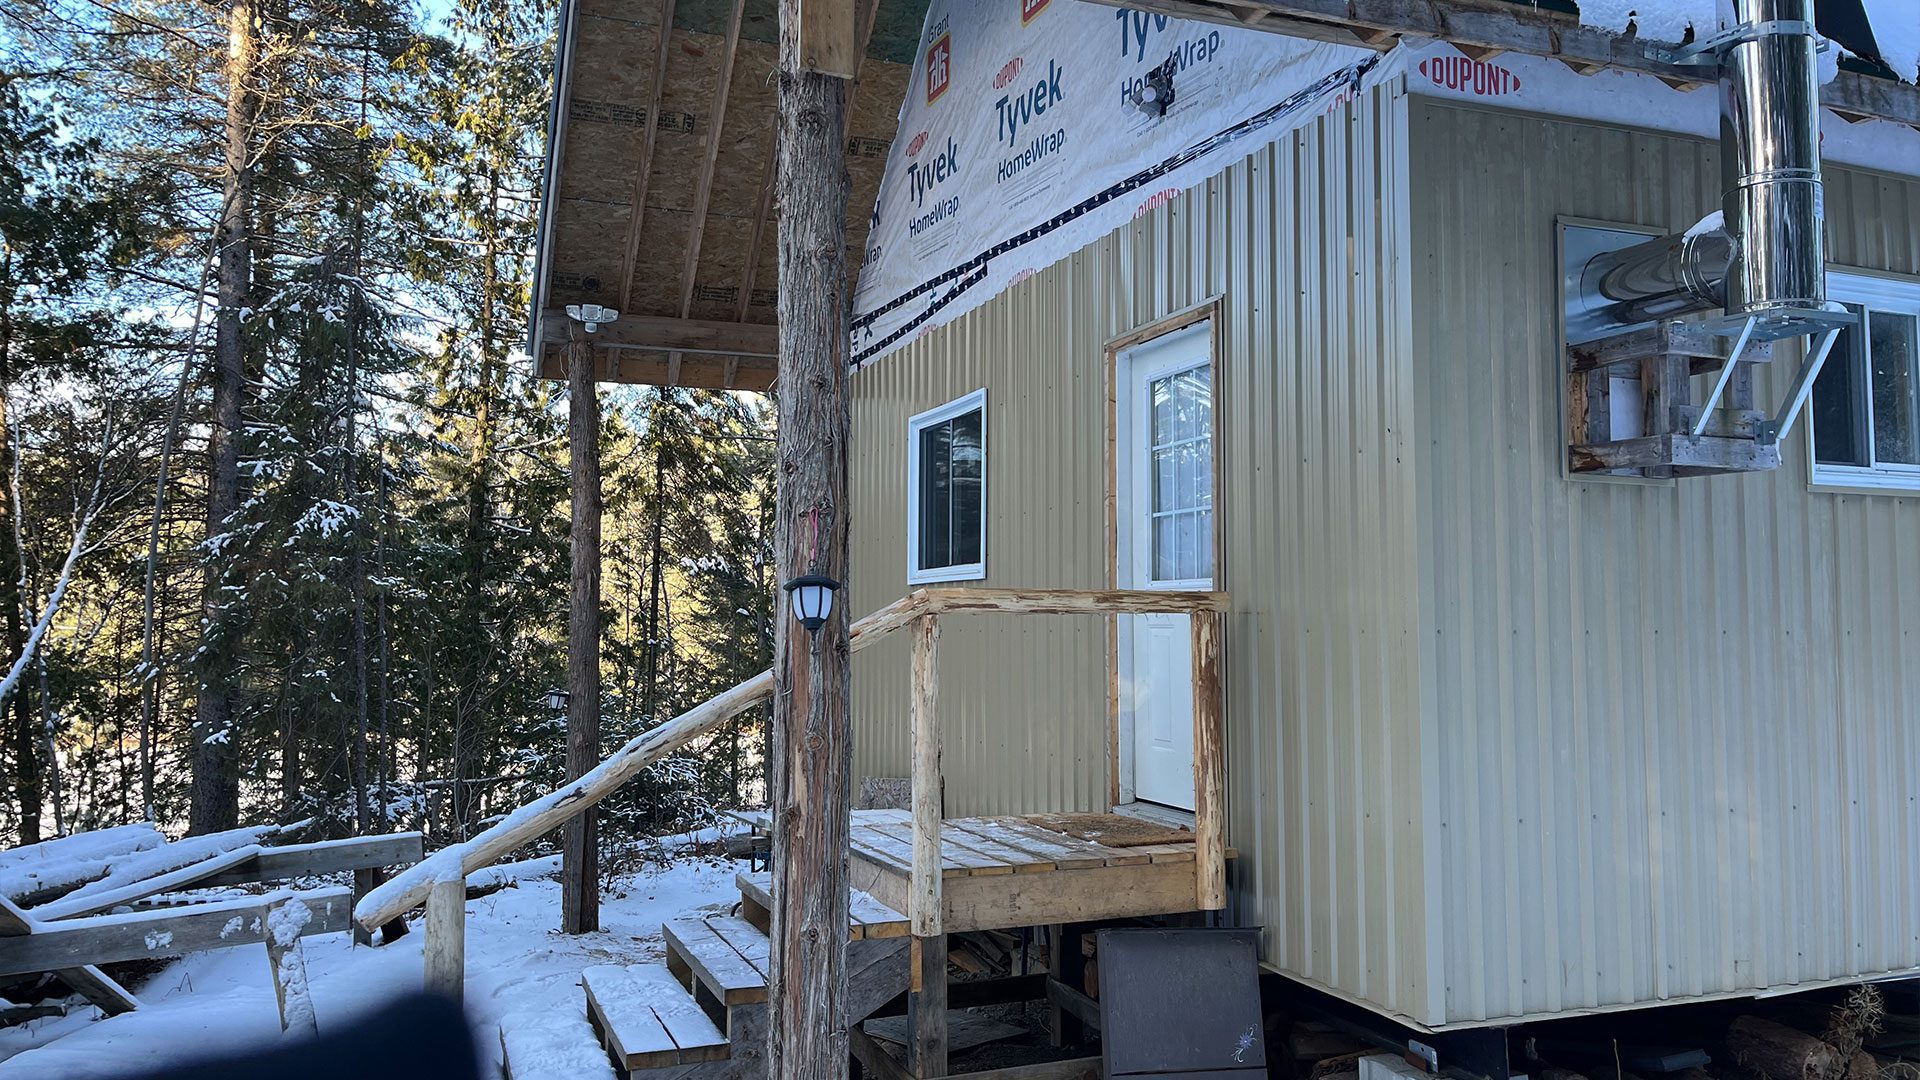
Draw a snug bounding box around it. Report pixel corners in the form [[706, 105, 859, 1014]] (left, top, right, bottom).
[[538, 311, 779, 356], [616, 0, 679, 313], [668, 0, 748, 388], [727, 0, 884, 390]]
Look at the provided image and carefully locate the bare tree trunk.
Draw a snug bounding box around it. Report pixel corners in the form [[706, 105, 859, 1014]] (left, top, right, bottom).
[[191, 0, 258, 835], [562, 334, 601, 935], [766, 11, 853, 1080], [1, 391, 40, 844]]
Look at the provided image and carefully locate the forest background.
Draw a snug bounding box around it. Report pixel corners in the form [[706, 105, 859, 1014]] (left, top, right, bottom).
[[0, 0, 778, 869]]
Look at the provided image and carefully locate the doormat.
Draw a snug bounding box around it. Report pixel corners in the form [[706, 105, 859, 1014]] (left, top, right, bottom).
[[1020, 813, 1193, 848]]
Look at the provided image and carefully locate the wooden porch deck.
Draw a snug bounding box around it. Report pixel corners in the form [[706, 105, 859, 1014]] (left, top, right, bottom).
[[738, 809, 1228, 935]]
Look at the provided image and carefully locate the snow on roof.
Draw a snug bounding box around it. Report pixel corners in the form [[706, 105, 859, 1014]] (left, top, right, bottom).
[[1574, 0, 1916, 84]]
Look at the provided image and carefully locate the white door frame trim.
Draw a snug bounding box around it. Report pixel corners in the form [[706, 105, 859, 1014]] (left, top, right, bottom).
[[1103, 298, 1225, 814]]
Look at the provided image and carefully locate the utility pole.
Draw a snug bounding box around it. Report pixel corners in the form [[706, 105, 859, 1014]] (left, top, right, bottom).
[[767, 3, 858, 1080], [563, 331, 601, 934]]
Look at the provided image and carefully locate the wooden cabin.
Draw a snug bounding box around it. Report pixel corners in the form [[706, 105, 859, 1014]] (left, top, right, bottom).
[[497, 0, 1920, 1075]]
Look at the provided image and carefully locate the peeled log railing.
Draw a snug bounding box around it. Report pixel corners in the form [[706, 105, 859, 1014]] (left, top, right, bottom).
[[354, 587, 1229, 999]]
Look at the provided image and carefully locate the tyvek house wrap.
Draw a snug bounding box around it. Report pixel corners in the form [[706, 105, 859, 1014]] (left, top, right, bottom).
[[848, 1, 1385, 369]]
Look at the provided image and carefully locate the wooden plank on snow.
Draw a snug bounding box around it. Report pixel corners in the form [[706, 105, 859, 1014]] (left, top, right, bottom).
[[0, 887, 353, 977]]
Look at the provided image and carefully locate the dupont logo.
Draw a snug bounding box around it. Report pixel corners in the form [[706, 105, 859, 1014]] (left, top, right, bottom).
[[1134, 188, 1180, 218], [1021, 0, 1050, 25], [1007, 267, 1037, 287], [994, 56, 1024, 90], [926, 32, 952, 105], [906, 130, 930, 157], [1417, 55, 1520, 96]]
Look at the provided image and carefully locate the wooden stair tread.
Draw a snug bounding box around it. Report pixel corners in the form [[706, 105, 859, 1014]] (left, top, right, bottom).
[[638, 967, 730, 1065], [663, 917, 768, 1005], [584, 965, 678, 1069], [583, 964, 728, 1071], [736, 873, 906, 940]]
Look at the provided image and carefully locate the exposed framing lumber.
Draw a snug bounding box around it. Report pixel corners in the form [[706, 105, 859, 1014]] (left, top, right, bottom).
[[667, 0, 748, 386], [797, 0, 858, 78], [0, 888, 353, 977], [1080, 0, 1920, 128], [617, 0, 679, 312], [728, 0, 881, 390], [539, 311, 778, 358]]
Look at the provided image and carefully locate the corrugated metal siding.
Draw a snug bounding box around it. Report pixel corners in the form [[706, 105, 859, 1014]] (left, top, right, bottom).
[[1412, 99, 1920, 1026], [848, 82, 1434, 1022]]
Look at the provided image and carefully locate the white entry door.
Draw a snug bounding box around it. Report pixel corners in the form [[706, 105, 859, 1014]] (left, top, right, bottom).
[[1115, 322, 1214, 811]]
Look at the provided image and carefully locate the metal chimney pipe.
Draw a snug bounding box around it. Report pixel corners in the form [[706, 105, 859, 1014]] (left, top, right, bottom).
[[1570, 0, 1826, 334], [1720, 0, 1826, 315]]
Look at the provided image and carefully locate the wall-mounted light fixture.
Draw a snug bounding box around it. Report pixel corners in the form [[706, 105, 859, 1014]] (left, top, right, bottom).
[[545, 687, 571, 713], [565, 303, 618, 333], [783, 575, 842, 634]]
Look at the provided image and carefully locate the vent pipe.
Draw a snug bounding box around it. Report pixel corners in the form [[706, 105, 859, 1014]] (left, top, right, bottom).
[[1571, 0, 1826, 334]]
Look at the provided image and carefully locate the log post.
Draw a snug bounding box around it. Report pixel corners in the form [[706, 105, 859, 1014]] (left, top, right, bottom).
[[909, 932, 949, 1078], [423, 877, 465, 1001], [767, 4, 855, 1080], [563, 332, 601, 935], [1191, 609, 1226, 911], [909, 614, 941, 937]]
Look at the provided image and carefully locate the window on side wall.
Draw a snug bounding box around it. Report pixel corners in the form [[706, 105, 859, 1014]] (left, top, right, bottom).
[[1811, 272, 1920, 491], [907, 389, 986, 583]]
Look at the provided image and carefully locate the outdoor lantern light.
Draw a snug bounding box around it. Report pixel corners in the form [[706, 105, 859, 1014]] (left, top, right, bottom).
[[545, 687, 570, 713], [783, 575, 841, 634]]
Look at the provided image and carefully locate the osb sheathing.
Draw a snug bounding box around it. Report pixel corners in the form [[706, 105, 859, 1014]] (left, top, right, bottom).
[[545, 0, 911, 337]]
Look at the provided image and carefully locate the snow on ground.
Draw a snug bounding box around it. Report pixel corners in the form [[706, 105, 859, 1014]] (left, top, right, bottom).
[[0, 855, 742, 1080]]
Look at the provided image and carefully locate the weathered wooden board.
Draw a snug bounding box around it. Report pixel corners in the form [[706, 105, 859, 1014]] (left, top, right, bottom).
[[200, 833, 425, 887], [663, 918, 768, 1005], [0, 888, 353, 977]]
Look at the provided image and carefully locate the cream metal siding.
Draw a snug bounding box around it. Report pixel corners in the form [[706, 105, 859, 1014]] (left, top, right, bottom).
[[848, 82, 1435, 1022], [1411, 98, 1920, 1026]]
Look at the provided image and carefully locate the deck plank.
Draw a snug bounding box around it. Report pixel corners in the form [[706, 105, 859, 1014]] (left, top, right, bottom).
[[940, 821, 1061, 873], [851, 829, 969, 877], [866, 822, 1012, 875], [965, 819, 1121, 869]]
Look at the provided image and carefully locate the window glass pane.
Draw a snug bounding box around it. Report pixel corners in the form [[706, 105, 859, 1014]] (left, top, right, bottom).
[[948, 408, 984, 565], [1147, 363, 1213, 582], [1813, 310, 1867, 468], [917, 420, 953, 569], [1154, 516, 1178, 581], [1870, 311, 1919, 466], [914, 405, 984, 573]]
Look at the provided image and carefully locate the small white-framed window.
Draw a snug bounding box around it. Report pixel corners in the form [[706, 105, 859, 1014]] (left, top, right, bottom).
[[1810, 271, 1920, 492], [907, 389, 986, 583]]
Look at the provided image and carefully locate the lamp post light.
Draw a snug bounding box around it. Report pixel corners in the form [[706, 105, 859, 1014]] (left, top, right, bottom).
[[545, 687, 570, 714], [783, 574, 842, 635]]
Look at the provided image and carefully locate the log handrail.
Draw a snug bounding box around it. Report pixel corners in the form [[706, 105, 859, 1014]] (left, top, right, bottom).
[[900, 589, 1230, 939], [354, 591, 927, 932], [363, 586, 1229, 997]]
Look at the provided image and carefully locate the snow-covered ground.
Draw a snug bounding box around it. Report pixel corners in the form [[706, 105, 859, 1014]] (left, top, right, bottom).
[[0, 855, 742, 1080]]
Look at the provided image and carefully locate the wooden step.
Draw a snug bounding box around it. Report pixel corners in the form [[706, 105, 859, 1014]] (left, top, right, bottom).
[[663, 916, 770, 1006], [583, 964, 729, 1073], [734, 872, 907, 940], [500, 1006, 617, 1080]]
